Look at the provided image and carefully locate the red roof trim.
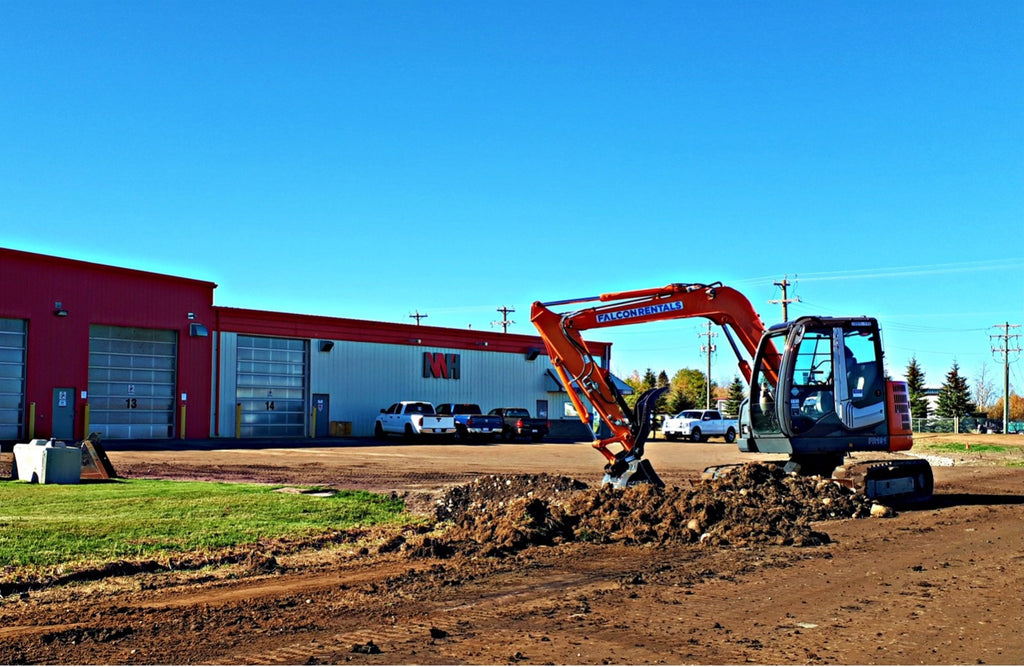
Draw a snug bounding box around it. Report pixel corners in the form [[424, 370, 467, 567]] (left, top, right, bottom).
[[0, 247, 218, 290], [214, 306, 611, 357]]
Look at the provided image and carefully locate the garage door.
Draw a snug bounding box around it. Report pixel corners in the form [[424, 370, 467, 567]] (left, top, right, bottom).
[[88, 325, 177, 439], [235, 335, 307, 437], [0, 318, 27, 440]]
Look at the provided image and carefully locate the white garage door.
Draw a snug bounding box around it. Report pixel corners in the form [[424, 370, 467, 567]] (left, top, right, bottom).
[[88, 325, 177, 439], [235, 335, 307, 437], [0, 318, 27, 440]]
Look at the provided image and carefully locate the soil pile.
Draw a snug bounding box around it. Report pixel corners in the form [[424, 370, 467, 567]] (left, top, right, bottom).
[[418, 462, 879, 557]]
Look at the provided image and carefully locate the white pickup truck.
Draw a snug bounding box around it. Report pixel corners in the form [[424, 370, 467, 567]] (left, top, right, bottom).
[[660, 409, 737, 443], [374, 401, 457, 440]]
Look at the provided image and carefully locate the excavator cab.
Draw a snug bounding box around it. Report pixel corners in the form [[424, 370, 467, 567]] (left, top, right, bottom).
[[741, 316, 897, 474]]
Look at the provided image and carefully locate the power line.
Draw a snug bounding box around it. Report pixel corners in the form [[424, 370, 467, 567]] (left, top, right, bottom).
[[698, 322, 717, 409], [768, 276, 800, 322], [991, 322, 1021, 428], [492, 305, 515, 333]]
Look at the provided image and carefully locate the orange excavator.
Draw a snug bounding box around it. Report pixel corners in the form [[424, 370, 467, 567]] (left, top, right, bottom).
[[531, 282, 933, 503]]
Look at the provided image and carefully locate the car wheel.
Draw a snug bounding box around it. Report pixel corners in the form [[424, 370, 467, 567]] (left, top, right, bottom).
[[454, 425, 468, 442], [690, 428, 702, 443], [374, 422, 386, 441], [725, 427, 736, 443], [404, 424, 416, 442], [665, 433, 678, 442]]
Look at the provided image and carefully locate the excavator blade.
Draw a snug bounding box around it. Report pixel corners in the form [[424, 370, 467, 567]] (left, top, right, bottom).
[[832, 458, 933, 506]]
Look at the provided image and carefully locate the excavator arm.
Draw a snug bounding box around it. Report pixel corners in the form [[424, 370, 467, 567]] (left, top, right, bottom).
[[531, 282, 777, 485]]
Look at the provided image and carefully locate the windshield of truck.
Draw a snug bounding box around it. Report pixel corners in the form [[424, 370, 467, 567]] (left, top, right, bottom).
[[678, 411, 703, 419]]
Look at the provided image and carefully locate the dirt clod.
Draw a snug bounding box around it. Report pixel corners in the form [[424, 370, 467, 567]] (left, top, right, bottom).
[[351, 640, 380, 654]]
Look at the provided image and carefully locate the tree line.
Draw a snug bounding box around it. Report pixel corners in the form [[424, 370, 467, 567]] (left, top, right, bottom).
[[904, 357, 1023, 423], [623, 357, 1023, 423], [622, 368, 746, 417]]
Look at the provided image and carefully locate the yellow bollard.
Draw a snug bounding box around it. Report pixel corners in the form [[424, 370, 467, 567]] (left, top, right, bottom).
[[179, 404, 187, 439], [235, 403, 242, 438], [311, 406, 318, 439], [84, 403, 90, 439], [28, 402, 36, 440]]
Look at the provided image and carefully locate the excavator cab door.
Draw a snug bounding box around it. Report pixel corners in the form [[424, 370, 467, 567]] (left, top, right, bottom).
[[746, 317, 889, 455]]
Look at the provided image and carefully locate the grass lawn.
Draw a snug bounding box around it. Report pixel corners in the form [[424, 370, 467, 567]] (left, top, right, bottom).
[[913, 437, 1024, 467], [0, 479, 410, 572]]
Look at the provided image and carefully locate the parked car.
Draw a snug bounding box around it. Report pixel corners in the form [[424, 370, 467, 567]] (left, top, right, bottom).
[[487, 407, 549, 442], [660, 409, 737, 443], [374, 401, 456, 441], [435, 403, 504, 442]]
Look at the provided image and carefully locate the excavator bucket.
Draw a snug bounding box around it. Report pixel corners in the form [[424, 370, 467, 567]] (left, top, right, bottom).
[[602, 386, 668, 488], [603, 457, 664, 488], [79, 433, 117, 480]]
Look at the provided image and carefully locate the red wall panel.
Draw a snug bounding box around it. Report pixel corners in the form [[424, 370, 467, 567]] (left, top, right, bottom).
[[0, 248, 216, 440]]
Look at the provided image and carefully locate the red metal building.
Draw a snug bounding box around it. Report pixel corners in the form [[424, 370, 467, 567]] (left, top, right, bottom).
[[1, 248, 612, 442]]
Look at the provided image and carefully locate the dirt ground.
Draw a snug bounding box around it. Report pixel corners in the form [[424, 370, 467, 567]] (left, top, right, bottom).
[[1, 433, 1022, 665]]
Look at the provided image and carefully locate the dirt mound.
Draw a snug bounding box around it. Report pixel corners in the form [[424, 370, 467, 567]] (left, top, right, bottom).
[[418, 463, 879, 557], [433, 472, 589, 522]]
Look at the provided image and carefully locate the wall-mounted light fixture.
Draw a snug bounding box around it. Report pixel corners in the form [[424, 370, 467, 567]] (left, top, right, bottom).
[[475, 341, 489, 347], [319, 340, 335, 352], [408, 338, 422, 344], [189, 323, 209, 337], [525, 347, 542, 361], [53, 301, 68, 317]]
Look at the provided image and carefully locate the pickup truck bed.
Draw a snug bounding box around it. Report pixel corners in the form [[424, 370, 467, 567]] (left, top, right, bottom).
[[435, 403, 504, 442], [374, 401, 456, 441], [488, 407, 549, 442]]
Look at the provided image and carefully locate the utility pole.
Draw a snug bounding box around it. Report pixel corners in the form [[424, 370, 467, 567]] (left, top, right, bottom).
[[768, 276, 801, 322], [409, 311, 428, 325], [990, 322, 1021, 430], [492, 305, 515, 333], [699, 322, 717, 409]]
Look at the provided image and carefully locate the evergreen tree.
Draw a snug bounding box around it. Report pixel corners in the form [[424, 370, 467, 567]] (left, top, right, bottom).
[[936, 361, 975, 419], [904, 357, 930, 419], [655, 370, 671, 413], [724, 376, 746, 417], [666, 368, 706, 413]]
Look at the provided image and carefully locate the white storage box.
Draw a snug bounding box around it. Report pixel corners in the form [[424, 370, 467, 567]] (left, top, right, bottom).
[[13, 440, 82, 484]]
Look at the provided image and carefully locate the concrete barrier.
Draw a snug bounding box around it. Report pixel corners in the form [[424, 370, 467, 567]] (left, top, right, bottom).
[[12, 439, 82, 484]]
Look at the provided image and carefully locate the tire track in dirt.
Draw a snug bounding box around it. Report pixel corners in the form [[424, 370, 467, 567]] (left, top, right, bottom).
[[217, 568, 604, 664]]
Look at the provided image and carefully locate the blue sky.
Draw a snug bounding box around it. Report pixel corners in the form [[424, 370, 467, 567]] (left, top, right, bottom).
[[2, 1, 1022, 392]]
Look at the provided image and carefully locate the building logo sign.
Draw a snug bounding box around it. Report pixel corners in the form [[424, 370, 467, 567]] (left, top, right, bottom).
[[423, 352, 460, 379], [595, 300, 683, 324]]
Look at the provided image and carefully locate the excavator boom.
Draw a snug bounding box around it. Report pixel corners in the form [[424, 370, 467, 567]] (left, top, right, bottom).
[[532, 281, 931, 502], [531, 283, 775, 484]]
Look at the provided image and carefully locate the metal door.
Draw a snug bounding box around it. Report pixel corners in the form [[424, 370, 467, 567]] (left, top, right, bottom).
[[312, 394, 329, 438], [52, 387, 75, 440]]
